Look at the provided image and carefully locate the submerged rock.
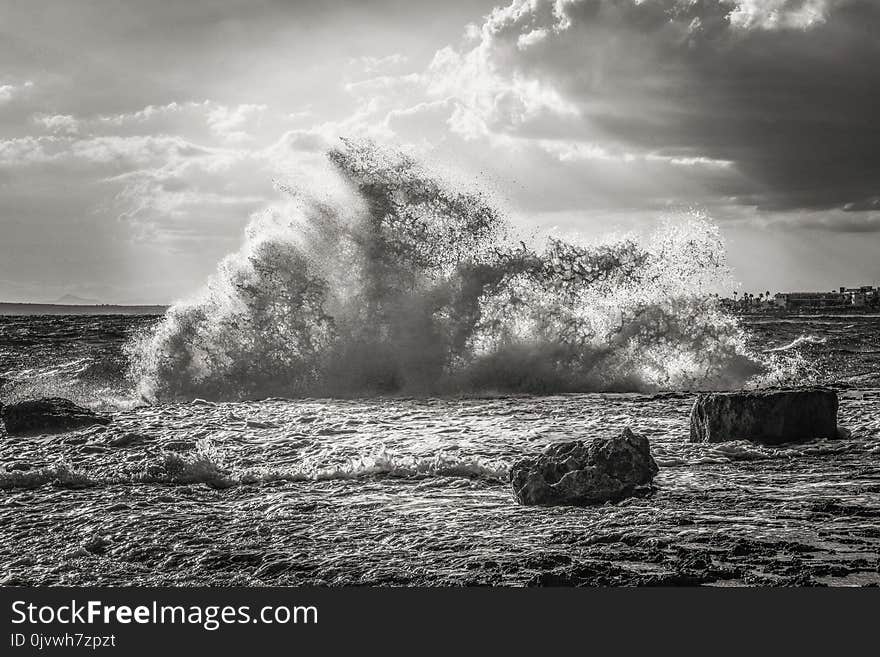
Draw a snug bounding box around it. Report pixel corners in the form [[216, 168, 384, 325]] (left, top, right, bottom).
[[689, 388, 838, 445], [510, 428, 659, 506], [1, 397, 111, 435]]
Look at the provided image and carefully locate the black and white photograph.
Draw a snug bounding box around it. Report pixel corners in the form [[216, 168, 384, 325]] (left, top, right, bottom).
[[1, 0, 879, 614]]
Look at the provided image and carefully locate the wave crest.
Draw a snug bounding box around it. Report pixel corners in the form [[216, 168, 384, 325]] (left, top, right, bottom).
[[128, 139, 767, 401]]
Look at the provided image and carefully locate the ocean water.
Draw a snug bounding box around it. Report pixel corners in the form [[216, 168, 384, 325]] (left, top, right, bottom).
[[1, 141, 878, 586], [2, 316, 879, 587]]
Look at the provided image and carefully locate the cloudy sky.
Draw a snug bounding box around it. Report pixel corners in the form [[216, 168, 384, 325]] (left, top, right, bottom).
[[1, 0, 878, 303]]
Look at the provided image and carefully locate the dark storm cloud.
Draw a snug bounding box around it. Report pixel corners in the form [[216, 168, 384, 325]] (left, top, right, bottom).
[[451, 0, 880, 215], [675, 1, 880, 212]]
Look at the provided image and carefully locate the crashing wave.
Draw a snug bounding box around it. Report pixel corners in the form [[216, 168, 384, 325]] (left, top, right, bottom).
[[0, 464, 95, 490], [242, 446, 509, 484], [0, 440, 508, 490], [128, 139, 768, 401], [762, 334, 827, 353]]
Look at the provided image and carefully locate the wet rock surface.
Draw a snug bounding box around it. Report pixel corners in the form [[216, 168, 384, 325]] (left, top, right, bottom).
[[1, 397, 112, 436], [510, 428, 659, 506], [690, 388, 839, 445]]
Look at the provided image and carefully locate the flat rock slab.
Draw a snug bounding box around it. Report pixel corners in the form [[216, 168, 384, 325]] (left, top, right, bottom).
[[1, 397, 112, 435], [689, 388, 838, 445], [510, 427, 659, 506]]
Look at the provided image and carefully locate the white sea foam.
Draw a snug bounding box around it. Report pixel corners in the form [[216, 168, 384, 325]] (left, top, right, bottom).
[[0, 464, 95, 490], [242, 446, 510, 484], [127, 139, 782, 402], [762, 334, 827, 353]]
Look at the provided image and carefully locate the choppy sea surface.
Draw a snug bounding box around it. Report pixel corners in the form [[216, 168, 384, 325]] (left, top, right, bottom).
[[1, 313, 879, 586]]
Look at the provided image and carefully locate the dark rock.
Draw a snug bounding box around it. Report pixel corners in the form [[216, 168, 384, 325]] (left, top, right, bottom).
[[510, 428, 659, 506], [689, 388, 838, 445], [1, 397, 112, 435]]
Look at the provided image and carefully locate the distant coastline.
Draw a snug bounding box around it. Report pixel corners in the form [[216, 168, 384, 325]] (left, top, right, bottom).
[[3, 300, 878, 318], [0, 302, 168, 316], [731, 307, 880, 317]]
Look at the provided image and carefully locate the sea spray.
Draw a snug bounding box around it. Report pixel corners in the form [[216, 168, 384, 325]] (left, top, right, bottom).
[[128, 139, 766, 401]]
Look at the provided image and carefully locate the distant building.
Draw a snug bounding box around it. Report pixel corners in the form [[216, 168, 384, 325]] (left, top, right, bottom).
[[840, 286, 877, 306], [735, 285, 878, 312], [774, 291, 845, 309]]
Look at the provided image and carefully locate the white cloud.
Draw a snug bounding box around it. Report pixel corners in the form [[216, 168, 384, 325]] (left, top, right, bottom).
[[727, 0, 831, 31], [0, 80, 33, 104], [263, 129, 331, 163], [97, 101, 205, 126], [351, 53, 409, 73], [206, 103, 268, 142], [70, 135, 215, 166], [517, 27, 548, 49], [384, 99, 454, 131], [463, 22, 482, 41], [425, 44, 578, 140], [34, 114, 80, 135], [0, 136, 57, 165], [344, 73, 422, 96]]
